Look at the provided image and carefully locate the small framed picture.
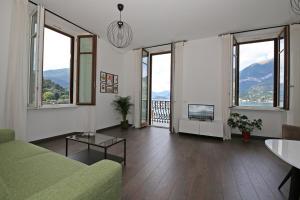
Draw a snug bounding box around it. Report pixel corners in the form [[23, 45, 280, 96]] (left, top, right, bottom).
[[106, 85, 114, 93], [114, 75, 118, 84], [113, 85, 118, 94], [106, 73, 114, 86], [100, 83, 106, 93], [100, 71, 106, 82]]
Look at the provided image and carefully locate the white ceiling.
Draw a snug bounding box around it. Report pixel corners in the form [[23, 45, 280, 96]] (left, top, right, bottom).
[[34, 0, 298, 50]]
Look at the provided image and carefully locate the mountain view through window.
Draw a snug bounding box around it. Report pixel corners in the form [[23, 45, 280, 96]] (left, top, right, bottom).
[[42, 27, 72, 105], [239, 41, 274, 107]]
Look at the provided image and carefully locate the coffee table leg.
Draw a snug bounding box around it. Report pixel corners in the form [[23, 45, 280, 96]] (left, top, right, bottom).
[[289, 167, 300, 200], [104, 148, 107, 159], [124, 139, 126, 166], [65, 138, 68, 157]]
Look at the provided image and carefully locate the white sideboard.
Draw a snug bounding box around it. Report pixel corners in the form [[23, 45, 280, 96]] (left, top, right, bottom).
[[179, 118, 224, 139]]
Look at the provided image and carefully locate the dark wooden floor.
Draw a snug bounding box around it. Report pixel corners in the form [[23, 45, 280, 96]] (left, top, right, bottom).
[[37, 127, 291, 200]]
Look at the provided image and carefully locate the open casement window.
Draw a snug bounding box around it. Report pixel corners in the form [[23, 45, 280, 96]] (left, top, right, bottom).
[[232, 26, 290, 109], [77, 35, 97, 105], [276, 26, 290, 109]]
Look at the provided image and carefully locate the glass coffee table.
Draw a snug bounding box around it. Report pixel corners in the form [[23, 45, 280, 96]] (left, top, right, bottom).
[[65, 132, 126, 165]]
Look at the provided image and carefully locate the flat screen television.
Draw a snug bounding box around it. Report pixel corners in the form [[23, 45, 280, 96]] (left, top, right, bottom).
[[188, 104, 214, 121]]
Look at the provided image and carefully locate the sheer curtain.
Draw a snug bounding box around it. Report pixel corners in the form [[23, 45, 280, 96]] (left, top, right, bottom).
[[287, 24, 300, 126], [221, 34, 233, 140], [171, 42, 184, 133], [4, 0, 29, 140], [133, 49, 142, 128]]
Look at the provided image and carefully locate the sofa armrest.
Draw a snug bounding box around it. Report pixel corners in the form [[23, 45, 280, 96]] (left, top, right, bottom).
[[26, 160, 122, 200], [282, 124, 300, 140], [0, 129, 15, 143]]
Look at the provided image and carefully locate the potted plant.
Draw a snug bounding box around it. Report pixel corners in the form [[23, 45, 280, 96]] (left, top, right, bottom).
[[227, 113, 263, 142], [112, 96, 133, 129]]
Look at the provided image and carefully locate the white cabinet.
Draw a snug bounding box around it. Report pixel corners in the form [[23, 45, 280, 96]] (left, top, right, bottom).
[[179, 118, 223, 139]]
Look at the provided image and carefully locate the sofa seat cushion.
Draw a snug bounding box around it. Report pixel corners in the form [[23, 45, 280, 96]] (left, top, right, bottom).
[[0, 141, 86, 200], [0, 176, 8, 200]]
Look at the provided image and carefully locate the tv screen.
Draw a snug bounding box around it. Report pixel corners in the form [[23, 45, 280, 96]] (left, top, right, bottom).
[[188, 104, 214, 121]]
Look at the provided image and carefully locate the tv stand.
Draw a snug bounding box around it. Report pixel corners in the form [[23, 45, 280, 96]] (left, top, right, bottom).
[[179, 118, 224, 139]]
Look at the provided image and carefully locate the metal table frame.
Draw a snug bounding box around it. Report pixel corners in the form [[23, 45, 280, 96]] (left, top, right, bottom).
[[65, 133, 126, 165]]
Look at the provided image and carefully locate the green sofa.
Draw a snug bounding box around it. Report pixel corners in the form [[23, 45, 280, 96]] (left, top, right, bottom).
[[0, 129, 122, 200]]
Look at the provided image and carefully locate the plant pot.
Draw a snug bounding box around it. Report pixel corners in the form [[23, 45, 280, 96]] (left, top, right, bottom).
[[242, 131, 250, 142], [120, 120, 129, 129]]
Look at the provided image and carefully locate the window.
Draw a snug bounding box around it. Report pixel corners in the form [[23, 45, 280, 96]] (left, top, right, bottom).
[[233, 27, 289, 109], [42, 26, 74, 105], [28, 6, 97, 108]]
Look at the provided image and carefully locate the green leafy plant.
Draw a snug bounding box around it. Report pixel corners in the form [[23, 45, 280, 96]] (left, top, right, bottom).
[[227, 113, 263, 134], [112, 96, 133, 129]]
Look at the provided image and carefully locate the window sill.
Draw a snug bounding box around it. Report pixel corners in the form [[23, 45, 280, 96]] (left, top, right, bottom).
[[230, 106, 285, 112], [28, 104, 79, 110]]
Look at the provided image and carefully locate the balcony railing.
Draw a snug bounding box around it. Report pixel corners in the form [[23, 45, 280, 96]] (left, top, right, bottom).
[[151, 100, 170, 127]]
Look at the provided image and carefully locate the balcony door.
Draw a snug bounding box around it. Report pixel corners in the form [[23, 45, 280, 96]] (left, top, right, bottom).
[[140, 49, 150, 128], [149, 51, 171, 129]]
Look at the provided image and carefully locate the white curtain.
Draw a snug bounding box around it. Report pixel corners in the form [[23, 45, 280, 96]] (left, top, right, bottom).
[[4, 0, 29, 140], [287, 24, 300, 126], [133, 49, 142, 128], [171, 42, 184, 133], [221, 34, 233, 140]]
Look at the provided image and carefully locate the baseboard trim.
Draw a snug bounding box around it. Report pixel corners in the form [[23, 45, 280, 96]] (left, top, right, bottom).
[[96, 124, 121, 133]]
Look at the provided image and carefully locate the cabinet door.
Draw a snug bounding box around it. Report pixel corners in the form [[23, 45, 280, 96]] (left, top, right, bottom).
[[179, 120, 199, 135], [200, 121, 223, 138], [200, 121, 213, 136]]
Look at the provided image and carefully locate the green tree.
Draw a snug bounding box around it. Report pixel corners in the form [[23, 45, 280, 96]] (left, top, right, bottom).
[[43, 91, 55, 101]]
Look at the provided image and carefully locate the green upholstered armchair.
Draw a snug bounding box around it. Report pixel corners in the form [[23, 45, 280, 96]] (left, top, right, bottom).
[[0, 129, 15, 143]]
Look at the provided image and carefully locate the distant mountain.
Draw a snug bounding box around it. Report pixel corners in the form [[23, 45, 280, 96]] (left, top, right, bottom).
[[152, 90, 170, 100], [43, 68, 69, 88], [239, 59, 281, 103]]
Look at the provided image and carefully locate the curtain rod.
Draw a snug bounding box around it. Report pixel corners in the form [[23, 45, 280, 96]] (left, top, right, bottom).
[[218, 22, 300, 37], [29, 0, 99, 37], [133, 40, 187, 50]]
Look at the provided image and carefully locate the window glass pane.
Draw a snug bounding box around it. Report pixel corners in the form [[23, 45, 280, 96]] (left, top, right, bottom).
[[80, 37, 93, 52], [79, 54, 92, 103], [239, 41, 274, 107], [42, 27, 72, 105], [280, 38, 284, 52], [28, 12, 38, 106]]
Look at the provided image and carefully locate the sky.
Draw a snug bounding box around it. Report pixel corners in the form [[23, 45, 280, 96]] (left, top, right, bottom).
[[43, 27, 71, 71], [239, 41, 274, 71], [151, 53, 171, 92]]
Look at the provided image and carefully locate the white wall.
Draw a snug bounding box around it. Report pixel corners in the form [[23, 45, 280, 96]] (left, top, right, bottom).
[[181, 37, 223, 121], [95, 40, 125, 130], [122, 51, 136, 125], [287, 24, 300, 126], [0, 0, 13, 127]]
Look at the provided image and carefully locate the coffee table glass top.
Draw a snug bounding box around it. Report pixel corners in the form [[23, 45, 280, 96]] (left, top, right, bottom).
[[67, 132, 124, 147]]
